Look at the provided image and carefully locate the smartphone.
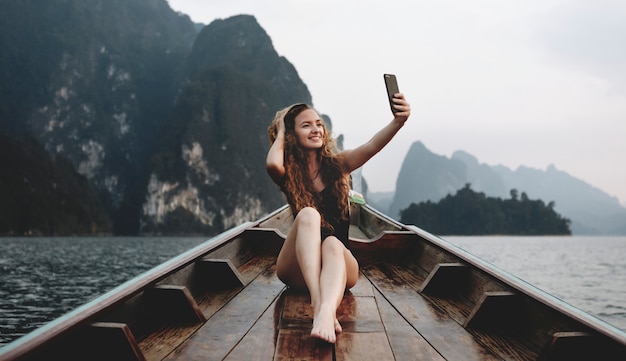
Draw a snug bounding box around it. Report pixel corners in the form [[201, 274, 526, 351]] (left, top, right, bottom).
[[384, 73, 400, 113]]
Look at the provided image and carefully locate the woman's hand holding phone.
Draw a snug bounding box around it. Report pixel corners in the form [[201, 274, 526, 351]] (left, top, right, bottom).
[[384, 73, 410, 124]]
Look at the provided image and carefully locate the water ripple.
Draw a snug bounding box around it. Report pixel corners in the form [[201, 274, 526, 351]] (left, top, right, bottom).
[[0, 236, 206, 346], [446, 235, 626, 333]]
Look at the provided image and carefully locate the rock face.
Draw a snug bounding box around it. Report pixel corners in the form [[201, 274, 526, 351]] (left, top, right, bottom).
[[0, 1, 317, 235], [140, 15, 313, 235]]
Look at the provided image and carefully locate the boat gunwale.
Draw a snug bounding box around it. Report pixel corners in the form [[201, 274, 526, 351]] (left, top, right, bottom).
[[0, 208, 288, 360], [398, 222, 626, 346]]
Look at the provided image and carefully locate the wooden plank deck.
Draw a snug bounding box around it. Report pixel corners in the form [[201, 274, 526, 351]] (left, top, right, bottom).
[[159, 253, 527, 361], [164, 265, 285, 361]]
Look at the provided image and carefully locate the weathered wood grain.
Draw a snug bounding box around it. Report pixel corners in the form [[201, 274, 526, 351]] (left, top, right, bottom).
[[139, 257, 278, 360], [362, 263, 502, 360], [164, 266, 285, 361], [140, 324, 200, 361], [334, 332, 394, 361], [274, 329, 333, 361], [223, 296, 284, 361], [373, 290, 445, 361]]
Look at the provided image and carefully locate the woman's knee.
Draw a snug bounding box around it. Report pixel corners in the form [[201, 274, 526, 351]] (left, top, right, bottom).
[[295, 207, 321, 228], [321, 237, 345, 257]]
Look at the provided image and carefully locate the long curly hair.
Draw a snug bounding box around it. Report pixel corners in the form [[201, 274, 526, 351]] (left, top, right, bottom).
[[268, 104, 350, 230]]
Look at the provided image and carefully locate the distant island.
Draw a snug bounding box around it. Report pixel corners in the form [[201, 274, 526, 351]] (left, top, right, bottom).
[[399, 184, 572, 235]]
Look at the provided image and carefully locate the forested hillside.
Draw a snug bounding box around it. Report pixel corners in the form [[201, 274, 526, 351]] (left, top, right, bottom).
[[0, 135, 111, 235], [400, 184, 571, 235]]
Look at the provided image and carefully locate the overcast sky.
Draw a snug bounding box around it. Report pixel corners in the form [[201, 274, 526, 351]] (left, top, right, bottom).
[[167, 0, 626, 206]]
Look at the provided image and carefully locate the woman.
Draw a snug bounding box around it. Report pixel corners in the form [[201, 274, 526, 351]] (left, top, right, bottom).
[[265, 93, 410, 343]]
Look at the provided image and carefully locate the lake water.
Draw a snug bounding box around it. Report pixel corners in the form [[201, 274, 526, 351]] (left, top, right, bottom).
[[445, 235, 626, 334], [0, 236, 207, 347], [1, 235, 625, 348]]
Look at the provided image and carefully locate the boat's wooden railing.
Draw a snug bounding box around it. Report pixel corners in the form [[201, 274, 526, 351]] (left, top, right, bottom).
[[351, 204, 626, 359], [408, 223, 626, 356], [0, 208, 289, 361]]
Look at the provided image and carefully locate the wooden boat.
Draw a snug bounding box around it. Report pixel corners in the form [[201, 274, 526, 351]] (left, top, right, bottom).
[[1, 204, 625, 360]]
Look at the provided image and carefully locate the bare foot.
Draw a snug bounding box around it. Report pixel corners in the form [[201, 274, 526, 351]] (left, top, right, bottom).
[[311, 304, 337, 343]]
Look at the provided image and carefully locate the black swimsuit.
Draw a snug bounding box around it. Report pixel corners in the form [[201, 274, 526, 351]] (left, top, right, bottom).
[[317, 187, 350, 250]]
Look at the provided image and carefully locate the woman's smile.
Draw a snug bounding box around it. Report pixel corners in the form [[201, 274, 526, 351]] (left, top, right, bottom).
[[295, 109, 325, 149]]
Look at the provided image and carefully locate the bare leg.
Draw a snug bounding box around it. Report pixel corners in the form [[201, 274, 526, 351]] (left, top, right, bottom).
[[311, 237, 347, 343], [276, 207, 323, 306], [276, 207, 359, 343], [313, 240, 359, 342]]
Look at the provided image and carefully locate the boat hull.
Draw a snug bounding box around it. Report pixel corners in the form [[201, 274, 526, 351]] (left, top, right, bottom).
[[1, 204, 624, 360]]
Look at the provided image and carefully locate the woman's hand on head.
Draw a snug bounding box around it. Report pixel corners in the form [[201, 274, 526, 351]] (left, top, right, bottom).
[[269, 107, 288, 144], [392, 93, 411, 125], [277, 108, 287, 136], [267, 107, 290, 185]]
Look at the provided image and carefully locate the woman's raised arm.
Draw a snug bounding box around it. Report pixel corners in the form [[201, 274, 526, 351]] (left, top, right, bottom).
[[340, 93, 411, 174]]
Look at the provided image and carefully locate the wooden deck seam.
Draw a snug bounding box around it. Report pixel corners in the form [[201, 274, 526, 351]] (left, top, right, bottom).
[[387, 267, 514, 359], [155, 257, 280, 361], [393, 263, 540, 360], [222, 286, 287, 361], [163, 265, 285, 361], [364, 271, 441, 356], [371, 286, 447, 361], [362, 264, 503, 360]]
